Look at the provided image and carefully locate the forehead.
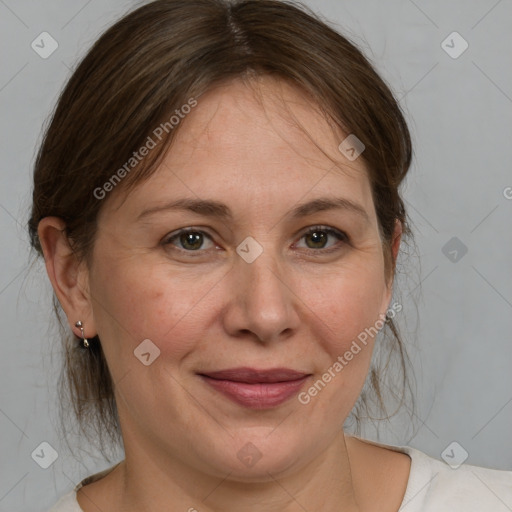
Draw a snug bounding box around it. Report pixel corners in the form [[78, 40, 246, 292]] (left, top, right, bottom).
[[174, 77, 363, 175], [106, 77, 376, 221]]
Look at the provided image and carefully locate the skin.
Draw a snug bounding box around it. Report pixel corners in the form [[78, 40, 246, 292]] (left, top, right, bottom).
[[39, 77, 409, 512]]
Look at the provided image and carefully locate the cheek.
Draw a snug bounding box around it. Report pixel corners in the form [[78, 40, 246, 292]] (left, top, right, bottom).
[[298, 260, 388, 406], [88, 253, 224, 366], [303, 262, 388, 349]]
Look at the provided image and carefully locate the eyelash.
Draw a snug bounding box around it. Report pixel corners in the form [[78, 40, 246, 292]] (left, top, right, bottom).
[[162, 225, 349, 256]]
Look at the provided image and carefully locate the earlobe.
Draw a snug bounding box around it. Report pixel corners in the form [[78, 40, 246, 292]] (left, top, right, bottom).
[[37, 217, 96, 338]]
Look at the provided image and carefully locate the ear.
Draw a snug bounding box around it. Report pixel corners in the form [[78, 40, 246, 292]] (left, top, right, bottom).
[[37, 217, 96, 339], [382, 219, 402, 311], [390, 219, 402, 271]]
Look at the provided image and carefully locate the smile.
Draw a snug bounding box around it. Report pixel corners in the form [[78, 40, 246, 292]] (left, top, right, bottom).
[[198, 367, 311, 409]]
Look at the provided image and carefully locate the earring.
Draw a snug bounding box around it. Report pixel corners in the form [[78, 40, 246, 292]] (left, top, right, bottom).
[[75, 320, 90, 348]]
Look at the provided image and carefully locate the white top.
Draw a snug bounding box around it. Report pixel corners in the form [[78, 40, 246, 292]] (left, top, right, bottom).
[[47, 442, 512, 511]]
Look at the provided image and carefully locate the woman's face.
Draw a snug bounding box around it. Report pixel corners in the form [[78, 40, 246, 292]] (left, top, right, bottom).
[[86, 77, 397, 478]]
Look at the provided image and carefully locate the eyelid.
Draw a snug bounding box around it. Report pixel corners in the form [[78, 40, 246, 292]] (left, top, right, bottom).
[[293, 225, 349, 250], [163, 224, 349, 253], [298, 225, 348, 240], [163, 227, 216, 247]]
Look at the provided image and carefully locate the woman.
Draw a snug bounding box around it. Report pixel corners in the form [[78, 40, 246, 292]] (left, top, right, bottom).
[[29, 0, 511, 510]]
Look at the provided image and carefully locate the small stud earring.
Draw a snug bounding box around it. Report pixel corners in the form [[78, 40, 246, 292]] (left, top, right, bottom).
[[75, 320, 90, 348]]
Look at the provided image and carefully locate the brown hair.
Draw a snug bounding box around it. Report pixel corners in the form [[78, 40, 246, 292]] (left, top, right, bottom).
[[28, 0, 413, 457]]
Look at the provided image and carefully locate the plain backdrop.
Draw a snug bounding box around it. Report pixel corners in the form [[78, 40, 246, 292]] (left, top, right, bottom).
[[0, 1, 511, 510]]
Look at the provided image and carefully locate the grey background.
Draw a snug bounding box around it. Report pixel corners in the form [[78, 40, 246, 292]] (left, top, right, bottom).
[[1, 0, 511, 510]]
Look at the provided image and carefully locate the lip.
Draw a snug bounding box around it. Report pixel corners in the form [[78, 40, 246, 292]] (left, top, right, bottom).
[[198, 367, 311, 409]]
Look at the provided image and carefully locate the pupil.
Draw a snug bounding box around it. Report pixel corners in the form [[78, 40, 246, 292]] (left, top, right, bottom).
[[181, 232, 202, 250], [178, 231, 329, 251], [308, 231, 326, 248]]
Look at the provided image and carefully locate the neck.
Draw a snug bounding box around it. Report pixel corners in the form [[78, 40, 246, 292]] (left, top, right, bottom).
[[114, 429, 361, 512]]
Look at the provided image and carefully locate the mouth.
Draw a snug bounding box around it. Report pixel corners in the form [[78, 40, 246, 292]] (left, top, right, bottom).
[[197, 367, 311, 409]]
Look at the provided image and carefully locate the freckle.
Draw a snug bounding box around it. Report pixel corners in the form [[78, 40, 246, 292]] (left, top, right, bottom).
[[152, 289, 165, 301]]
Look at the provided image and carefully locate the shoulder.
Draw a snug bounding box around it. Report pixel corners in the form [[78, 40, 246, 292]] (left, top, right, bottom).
[[46, 462, 121, 512], [350, 436, 512, 511], [46, 490, 81, 512], [400, 446, 512, 511]]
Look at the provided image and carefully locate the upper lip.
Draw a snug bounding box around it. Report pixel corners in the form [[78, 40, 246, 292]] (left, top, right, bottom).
[[198, 367, 310, 383]]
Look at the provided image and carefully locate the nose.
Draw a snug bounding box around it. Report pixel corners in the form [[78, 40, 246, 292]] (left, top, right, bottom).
[[221, 246, 301, 344]]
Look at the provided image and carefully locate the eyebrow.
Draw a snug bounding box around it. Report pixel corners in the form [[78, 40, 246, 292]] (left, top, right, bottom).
[[136, 196, 370, 223]]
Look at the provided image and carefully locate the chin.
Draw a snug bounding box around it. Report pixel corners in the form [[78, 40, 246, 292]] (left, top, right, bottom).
[[200, 427, 314, 481]]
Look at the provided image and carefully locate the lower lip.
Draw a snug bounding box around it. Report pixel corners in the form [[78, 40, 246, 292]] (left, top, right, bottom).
[[199, 375, 310, 409]]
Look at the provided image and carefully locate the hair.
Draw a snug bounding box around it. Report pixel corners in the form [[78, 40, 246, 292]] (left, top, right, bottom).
[[28, 0, 414, 458]]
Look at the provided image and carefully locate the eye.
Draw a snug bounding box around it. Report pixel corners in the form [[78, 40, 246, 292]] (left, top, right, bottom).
[[295, 225, 348, 252], [162, 225, 348, 256], [163, 228, 216, 252]]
